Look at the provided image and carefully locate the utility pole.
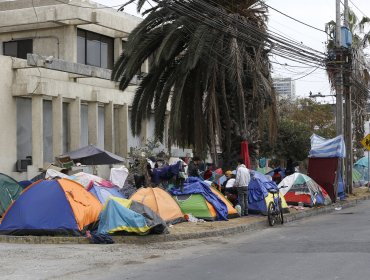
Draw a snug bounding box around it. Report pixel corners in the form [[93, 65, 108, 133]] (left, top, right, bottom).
[[335, 0, 344, 201], [343, 0, 353, 194], [335, 0, 343, 136]]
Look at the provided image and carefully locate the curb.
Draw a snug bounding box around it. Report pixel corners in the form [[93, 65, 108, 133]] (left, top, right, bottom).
[[0, 195, 369, 245]]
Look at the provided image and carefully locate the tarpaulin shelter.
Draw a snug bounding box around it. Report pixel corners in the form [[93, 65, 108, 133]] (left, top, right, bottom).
[[248, 171, 289, 215], [88, 184, 126, 205], [0, 173, 23, 216], [63, 145, 124, 165], [278, 173, 332, 207], [0, 179, 102, 235], [308, 134, 345, 202], [97, 197, 167, 235], [130, 187, 185, 224]]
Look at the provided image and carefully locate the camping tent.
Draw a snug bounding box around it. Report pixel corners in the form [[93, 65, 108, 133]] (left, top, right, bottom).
[[278, 173, 332, 207], [354, 156, 369, 185], [0, 173, 23, 216], [130, 187, 185, 224], [0, 179, 102, 235], [88, 184, 126, 205], [172, 181, 239, 221], [248, 171, 289, 215], [97, 197, 167, 235]]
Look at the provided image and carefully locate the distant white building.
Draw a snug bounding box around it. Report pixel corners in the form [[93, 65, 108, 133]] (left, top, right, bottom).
[[273, 76, 296, 99]]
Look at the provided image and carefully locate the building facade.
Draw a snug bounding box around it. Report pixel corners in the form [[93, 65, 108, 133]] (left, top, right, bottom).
[[0, 0, 167, 180], [273, 76, 296, 99]]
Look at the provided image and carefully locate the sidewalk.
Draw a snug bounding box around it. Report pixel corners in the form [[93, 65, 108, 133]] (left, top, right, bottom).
[[0, 188, 369, 245]]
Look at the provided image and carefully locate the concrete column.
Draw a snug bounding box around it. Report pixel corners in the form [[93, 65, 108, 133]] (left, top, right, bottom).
[[104, 101, 114, 152], [114, 38, 123, 64], [32, 95, 43, 168], [52, 95, 63, 158], [116, 104, 128, 157], [69, 97, 81, 151], [88, 102, 98, 146], [63, 25, 77, 63]]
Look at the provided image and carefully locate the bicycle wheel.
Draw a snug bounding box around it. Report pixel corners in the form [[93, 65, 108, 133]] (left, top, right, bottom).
[[267, 201, 276, 226], [279, 198, 284, 224]]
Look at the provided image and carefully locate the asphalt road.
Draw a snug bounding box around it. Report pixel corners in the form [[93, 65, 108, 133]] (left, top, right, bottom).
[[106, 200, 370, 280], [2, 200, 370, 280]]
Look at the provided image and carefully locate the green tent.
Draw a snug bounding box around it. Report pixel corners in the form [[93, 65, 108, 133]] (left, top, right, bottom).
[[0, 173, 23, 216], [173, 194, 216, 221], [354, 157, 370, 184]]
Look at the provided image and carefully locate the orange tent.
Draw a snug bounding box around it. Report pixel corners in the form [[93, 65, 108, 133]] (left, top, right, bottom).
[[130, 187, 185, 224], [210, 187, 239, 218]]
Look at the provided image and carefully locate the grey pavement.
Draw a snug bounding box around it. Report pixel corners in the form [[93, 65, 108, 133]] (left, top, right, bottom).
[[1, 199, 370, 279], [81, 199, 370, 280]]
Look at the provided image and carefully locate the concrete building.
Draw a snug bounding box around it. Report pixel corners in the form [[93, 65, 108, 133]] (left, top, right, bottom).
[[273, 76, 296, 99], [0, 0, 168, 180]]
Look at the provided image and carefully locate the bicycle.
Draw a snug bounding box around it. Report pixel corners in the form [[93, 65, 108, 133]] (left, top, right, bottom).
[[267, 186, 287, 226]]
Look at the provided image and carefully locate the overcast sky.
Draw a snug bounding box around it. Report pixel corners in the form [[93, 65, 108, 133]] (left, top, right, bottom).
[[95, 0, 370, 103]]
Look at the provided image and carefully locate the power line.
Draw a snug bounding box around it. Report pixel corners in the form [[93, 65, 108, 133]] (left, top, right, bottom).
[[348, 0, 370, 18], [260, 1, 329, 35], [291, 67, 320, 81]]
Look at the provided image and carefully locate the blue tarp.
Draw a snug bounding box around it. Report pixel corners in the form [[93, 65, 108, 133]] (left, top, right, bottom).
[[170, 177, 228, 221], [309, 134, 345, 158], [151, 161, 181, 185], [248, 171, 278, 214]]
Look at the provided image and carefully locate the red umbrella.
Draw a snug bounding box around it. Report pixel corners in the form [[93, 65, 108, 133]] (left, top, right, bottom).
[[240, 141, 251, 169]]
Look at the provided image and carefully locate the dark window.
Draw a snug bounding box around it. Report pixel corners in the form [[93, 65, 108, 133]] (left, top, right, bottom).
[[3, 39, 33, 59], [77, 29, 114, 69]]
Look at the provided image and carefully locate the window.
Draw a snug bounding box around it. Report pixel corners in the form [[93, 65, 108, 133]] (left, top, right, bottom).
[[77, 29, 114, 69], [3, 39, 32, 59], [16, 98, 32, 160]]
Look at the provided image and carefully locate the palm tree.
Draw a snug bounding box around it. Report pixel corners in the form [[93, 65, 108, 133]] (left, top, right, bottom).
[[112, 0, 277, 166], [325, 10, 370, 158]]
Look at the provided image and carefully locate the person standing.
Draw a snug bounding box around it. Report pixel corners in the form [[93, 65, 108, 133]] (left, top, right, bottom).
[[234, 159, 250, 216], [187, 156, 201, 177]]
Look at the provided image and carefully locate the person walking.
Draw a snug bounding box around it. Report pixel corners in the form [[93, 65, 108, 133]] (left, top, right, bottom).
[[234, 159, 250, 216]]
